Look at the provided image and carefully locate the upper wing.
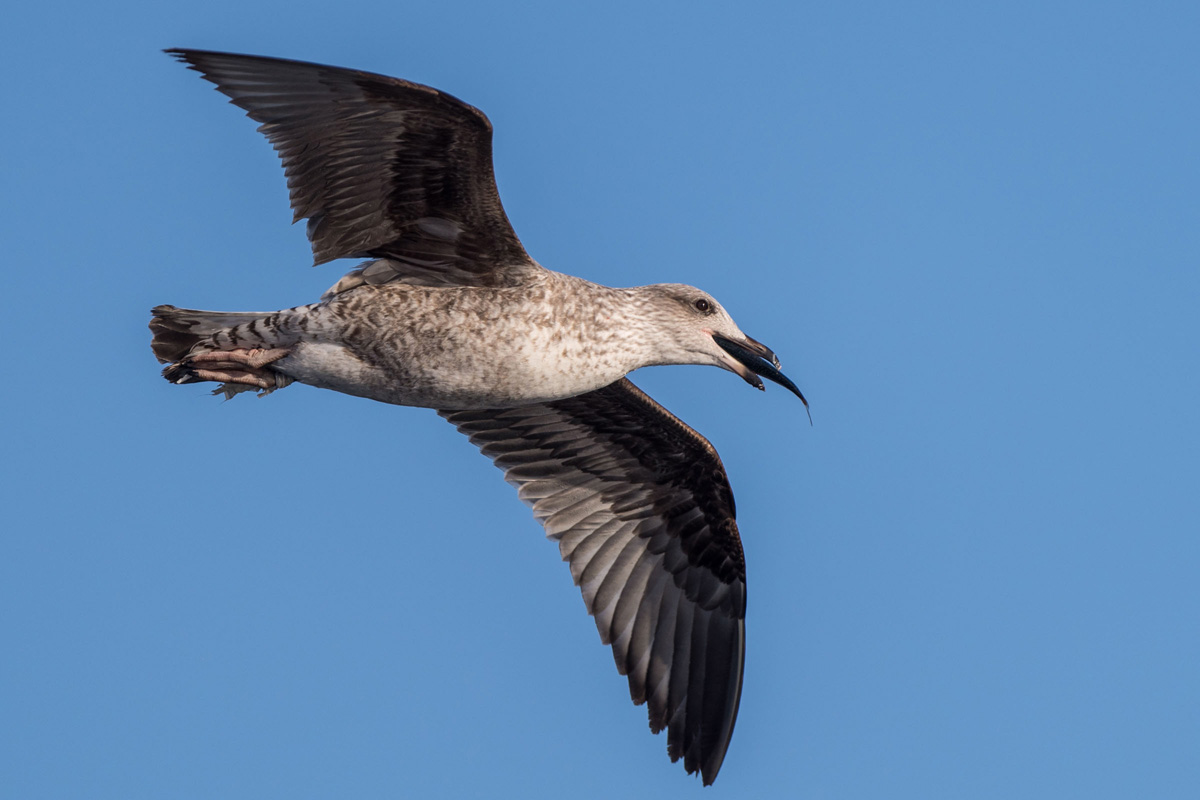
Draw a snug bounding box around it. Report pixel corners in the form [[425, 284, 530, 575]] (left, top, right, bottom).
[[168, 49, 540, 287], [440, 379, 747, 785]]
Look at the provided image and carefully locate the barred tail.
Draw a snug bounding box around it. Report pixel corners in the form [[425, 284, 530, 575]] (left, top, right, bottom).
[[149, 305, 271, 365]]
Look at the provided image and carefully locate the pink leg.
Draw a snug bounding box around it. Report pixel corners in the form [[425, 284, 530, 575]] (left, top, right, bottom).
[[191, 367, 276, 389], [176, 347, 293, 395], [189, 348, 290, 370]]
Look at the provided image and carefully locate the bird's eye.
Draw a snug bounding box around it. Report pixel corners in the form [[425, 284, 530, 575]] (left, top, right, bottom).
[[694, 298, 712, 313]]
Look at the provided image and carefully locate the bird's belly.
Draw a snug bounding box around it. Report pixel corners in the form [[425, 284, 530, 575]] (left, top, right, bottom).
[[275, 338, 627, 410], [273, 342, 397, 401]]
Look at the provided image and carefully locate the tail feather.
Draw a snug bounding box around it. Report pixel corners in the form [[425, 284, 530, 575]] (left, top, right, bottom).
[[149, 304, 272, 364]]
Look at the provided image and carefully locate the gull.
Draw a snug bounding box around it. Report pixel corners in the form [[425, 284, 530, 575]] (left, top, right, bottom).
[[150, 49, 808, 785]]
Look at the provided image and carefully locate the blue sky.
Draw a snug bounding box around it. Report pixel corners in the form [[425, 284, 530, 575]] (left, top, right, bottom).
[[3, 1, 1197, 797]]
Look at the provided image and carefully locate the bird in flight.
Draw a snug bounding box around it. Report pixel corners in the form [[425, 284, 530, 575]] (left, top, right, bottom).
[[151, 49, 808, 785]]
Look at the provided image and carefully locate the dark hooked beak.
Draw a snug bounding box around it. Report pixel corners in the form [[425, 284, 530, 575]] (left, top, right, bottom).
[[713, 333, 811, 423]]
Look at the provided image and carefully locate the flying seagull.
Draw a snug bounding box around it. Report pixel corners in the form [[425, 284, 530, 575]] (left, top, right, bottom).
[[150, 49, 808, 785]]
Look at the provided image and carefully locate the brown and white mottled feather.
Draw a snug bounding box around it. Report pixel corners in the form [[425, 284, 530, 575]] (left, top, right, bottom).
[[166, 49, 540, 286], [440, 378, 746, 785]]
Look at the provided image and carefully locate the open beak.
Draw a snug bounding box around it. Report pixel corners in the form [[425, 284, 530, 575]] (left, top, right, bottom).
[[713, 333, 811, 422]]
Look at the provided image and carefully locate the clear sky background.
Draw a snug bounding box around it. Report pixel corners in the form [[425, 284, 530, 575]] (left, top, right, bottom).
[[2, 1, 1197, 798]]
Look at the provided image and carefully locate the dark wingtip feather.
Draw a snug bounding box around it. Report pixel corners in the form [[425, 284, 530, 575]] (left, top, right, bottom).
[[163, 48, 196, 65]]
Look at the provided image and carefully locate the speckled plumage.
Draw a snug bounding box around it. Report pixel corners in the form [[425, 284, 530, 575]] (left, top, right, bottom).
[[151, 49, 808, 786]]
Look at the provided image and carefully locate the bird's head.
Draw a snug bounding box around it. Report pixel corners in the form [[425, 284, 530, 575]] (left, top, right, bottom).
[[638, 284, 809, 416]]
